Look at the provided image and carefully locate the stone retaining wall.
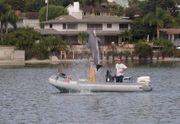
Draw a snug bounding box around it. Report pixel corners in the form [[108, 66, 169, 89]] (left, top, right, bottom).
[[0, 46, 25, 65]]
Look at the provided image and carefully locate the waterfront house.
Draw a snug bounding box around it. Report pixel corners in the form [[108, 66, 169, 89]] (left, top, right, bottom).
[[15, 11, 40, 29], [157, 28, 180, 48], [38, 2, 131, 45]]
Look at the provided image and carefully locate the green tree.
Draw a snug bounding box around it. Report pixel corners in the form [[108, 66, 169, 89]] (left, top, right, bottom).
[[6, 0, 25, 11], [82, 0, 105, 6], [152, 38, 174, 58], [131, 18, 156, 40], [139, 0, 177, 16], [121, 30, 132, 43], [0, 2, 17, 41], [26, 42, 49, 60], [24, 0, 45, 12], [39, 5, 68, 26], [144, 7, 175, 28], [3, 28, 40, 49], [49, 0, 72, 7], [43, 36, 67, 53], [112, 5, 124, 16], [125, 0, 142, 19], [78, 32, 89, 44], [174, 14, 180, 27], [134, 41, 153, 61], [131, 7, 176, 41]]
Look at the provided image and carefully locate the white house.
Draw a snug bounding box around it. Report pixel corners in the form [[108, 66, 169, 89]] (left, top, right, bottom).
[[38, 2, 131, 45], [16, 11, 40, 29], [157, 28, 180, 47]]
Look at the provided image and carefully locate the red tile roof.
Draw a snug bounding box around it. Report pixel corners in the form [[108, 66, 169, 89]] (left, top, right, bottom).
[[159, 28, 180, 34], [15, 11, 39, 19]]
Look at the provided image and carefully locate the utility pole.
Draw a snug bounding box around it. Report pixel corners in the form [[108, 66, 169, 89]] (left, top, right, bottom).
[[45, 0, 49, 21]]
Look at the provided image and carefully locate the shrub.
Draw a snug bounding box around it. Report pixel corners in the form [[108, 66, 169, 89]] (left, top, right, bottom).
[[43, 36, 67, 53], [151, 38, 174, 58], [135, 41, 153, 60], [174, 49, 180, 57], [3, 27, 40, 50], [25, 42, 49, 60]]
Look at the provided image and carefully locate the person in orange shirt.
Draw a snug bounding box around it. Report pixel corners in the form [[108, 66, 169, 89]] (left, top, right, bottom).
[[87, 61, 96, 83]]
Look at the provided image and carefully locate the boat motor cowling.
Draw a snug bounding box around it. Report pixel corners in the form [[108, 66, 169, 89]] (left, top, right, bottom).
[[137, 76, 151, 86]]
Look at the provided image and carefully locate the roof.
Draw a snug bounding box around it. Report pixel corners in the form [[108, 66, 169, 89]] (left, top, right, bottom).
[[159, 28, 180, 34], [37, 29, 124, 36], [44, 15, 131, 24], [16, 11, 39, 19]]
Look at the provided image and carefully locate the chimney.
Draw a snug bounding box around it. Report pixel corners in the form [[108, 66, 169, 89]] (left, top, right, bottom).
[[67, 2, 82, 19], [72, 2, 82, 19], [73, 2, 80, 12]]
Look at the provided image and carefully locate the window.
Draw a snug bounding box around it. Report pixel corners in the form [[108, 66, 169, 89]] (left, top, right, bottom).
[[175, 34, 180, 39], [67, 24, 77, 29], [62, 24, 77, 29], [17, 19, 23, 23], [87, 24, 102, 30], [49, 24, 53, 28], [107, 24, 112, 28], [119, 24, 128, 29], [95, 12, 100, 16], [63, 24, 66, 29]]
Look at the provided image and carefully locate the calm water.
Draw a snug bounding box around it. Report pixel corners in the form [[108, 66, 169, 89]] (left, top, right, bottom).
[[0, 62, 180, 124]]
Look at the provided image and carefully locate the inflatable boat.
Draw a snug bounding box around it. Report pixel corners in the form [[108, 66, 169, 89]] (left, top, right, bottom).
[[49, 73, 152, 93]]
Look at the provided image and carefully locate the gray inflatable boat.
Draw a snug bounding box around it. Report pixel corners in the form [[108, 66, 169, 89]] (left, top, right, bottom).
[[49, 74, 152, 93]]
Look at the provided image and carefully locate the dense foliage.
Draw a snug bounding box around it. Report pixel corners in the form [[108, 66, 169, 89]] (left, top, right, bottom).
[[126, 0, 180, 41], [2, 28, 67, 60], [43, 36, 67, 52], [1, 0, 180, 60], [174, 49, 180, 57], [3, 28, 40, 49], [0, 1, 17, 41], [25, 42, 49, 60], [4, 0, 180, 40], [134, 41, 153, 60], [39, 5, 67, 23], [6, 0, 68, 12], [78, 32, 89, 44], [151, 38, 174, 58]]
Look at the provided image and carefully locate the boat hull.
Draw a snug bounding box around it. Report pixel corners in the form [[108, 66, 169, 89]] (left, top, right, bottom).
[[49, 75, 152, 93]]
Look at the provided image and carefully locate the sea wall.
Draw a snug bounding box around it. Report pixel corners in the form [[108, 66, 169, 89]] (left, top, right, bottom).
[[0, 46, 25, 65]]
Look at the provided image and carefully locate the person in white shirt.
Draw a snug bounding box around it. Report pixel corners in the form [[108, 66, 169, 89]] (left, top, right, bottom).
[[115, 58, 127, 82]]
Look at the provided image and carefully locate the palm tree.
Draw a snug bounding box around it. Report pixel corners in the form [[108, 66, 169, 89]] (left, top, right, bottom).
[[121, 30, 132, 43], [143, 7, 175, 37], [0, 3, 17, 41], [78, 32, 89, 44]]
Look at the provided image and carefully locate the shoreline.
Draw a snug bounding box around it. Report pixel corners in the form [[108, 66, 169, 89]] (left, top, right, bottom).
[[0, 58, 180, 66], [23, 57, 180, 65]]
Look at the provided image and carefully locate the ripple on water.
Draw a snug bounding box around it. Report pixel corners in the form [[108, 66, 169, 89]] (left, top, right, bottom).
[[0, 63, 180, 124]]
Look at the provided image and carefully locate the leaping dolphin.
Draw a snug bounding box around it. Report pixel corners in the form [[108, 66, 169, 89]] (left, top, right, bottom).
[[86, 30, 102, 71]]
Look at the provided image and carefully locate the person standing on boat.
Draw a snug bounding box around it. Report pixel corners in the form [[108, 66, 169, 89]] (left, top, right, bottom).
[[115, 58, 127, 83]]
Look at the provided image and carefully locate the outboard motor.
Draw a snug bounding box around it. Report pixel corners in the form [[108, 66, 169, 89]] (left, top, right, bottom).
[[105, 70, 114, 82], [137, 76, 151, 86]]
